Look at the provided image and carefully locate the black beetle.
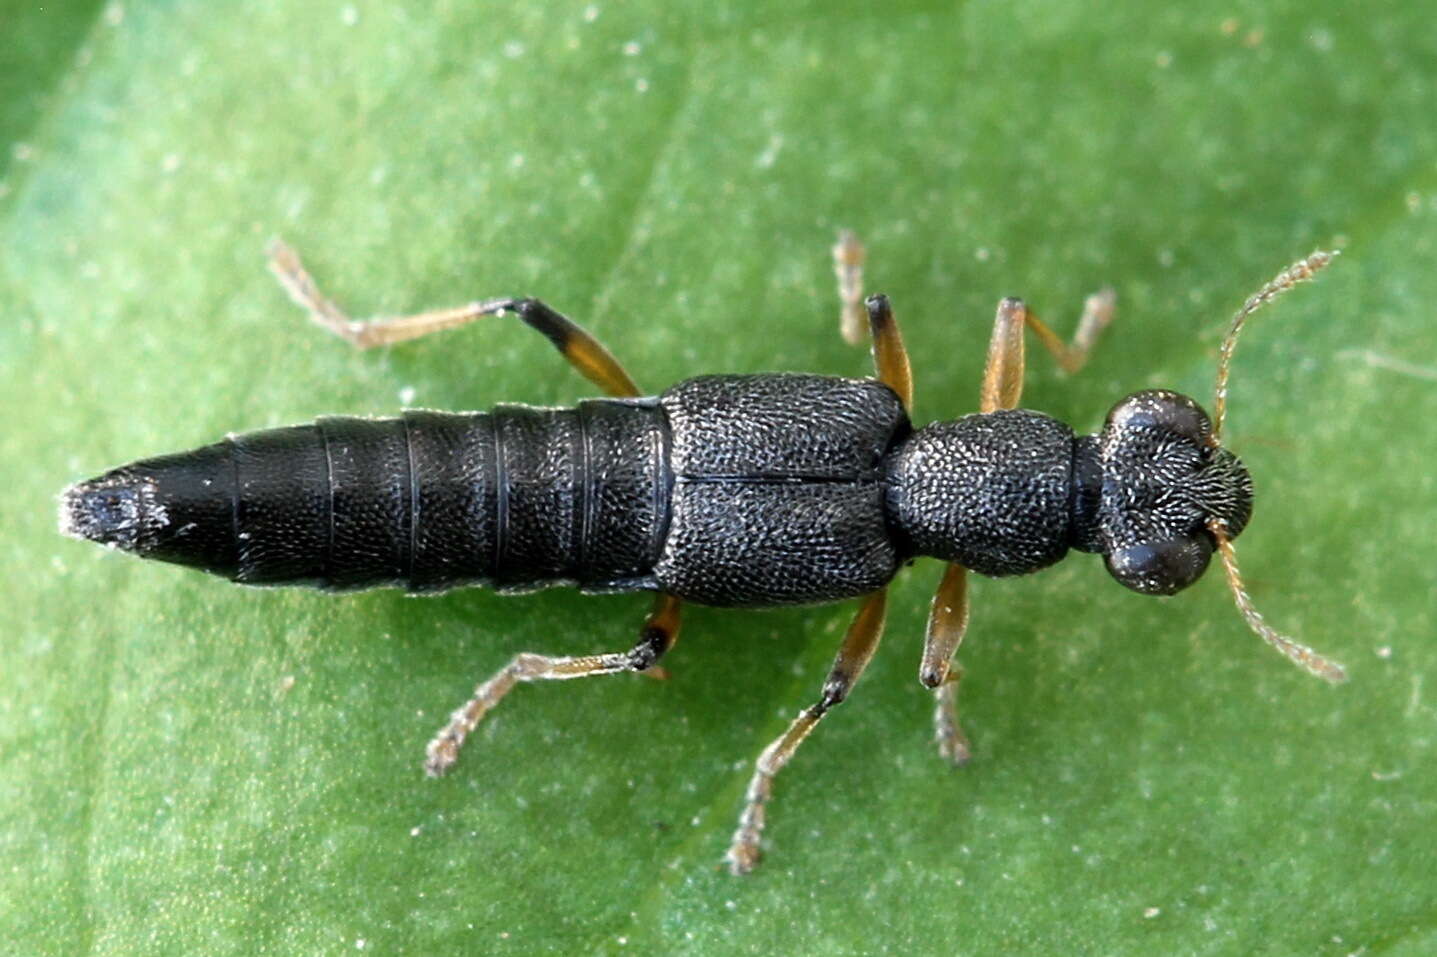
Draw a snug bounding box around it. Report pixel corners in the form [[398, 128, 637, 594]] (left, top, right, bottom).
[[60, 234, 1343, 874]]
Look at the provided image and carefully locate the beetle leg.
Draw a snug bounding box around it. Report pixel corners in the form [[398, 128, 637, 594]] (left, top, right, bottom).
[[266, 239, 642, 398], [726, 589, 887, 875], [921, 562, 972, 765], [833, 229, 915, 408], [1023, 287, 1116, 375], [980, 297, 1029, 413], [270, 240, 689, 758], [864, 294, 914, 412], [833, 230, 868, 345], [423, 593, 682, 777], [831, 229, 911, 408], [981, 291, 1116, 412]]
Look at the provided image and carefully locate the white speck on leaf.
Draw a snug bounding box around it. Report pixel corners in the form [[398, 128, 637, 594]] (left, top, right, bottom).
[[755, 134, 784, 169]]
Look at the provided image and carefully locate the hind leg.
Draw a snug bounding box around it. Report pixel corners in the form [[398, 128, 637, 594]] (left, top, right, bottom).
[[425, 594, 682, 776], [268, 241, 691, 769], [267, 239, 642, 398]]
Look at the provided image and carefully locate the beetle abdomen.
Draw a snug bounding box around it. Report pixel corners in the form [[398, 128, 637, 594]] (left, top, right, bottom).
[[61, 401, 670, 593]]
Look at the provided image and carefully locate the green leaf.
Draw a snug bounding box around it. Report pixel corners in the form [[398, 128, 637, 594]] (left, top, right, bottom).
[[5, 1, 1436, 953]]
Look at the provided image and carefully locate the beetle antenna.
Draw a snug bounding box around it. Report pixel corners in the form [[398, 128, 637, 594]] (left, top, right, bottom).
[[1208, 519, 1347, 683], [1212, 250, 1338, 443]]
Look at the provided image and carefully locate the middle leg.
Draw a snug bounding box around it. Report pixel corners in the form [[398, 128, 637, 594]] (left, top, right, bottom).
[[830, 231, 914, 411], [864, 294, 914, 412], [726, 589, 888, 874]]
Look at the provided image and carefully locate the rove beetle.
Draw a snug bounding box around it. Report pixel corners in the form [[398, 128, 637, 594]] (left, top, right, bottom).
[[60, 233, 1345, 874]]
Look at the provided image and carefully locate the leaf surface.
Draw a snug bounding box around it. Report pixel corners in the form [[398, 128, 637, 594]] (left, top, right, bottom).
[[4, 2, 1436, 953]]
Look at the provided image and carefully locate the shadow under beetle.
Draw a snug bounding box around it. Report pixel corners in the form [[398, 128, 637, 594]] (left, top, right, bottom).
[[61, 233, 1345, 874]]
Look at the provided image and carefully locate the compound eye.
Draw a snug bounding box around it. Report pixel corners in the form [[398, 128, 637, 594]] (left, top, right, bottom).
[[1105, 390, 1212, 445], [1105, 534, 1214, 596]]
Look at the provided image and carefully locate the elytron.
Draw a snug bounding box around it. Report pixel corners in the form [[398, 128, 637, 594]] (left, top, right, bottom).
[[61, 234, 1343, 874]]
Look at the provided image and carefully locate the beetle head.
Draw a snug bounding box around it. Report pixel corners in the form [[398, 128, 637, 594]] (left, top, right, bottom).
[[1082, 251, 1346, 684], [1094, 390, 1252, 595]]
